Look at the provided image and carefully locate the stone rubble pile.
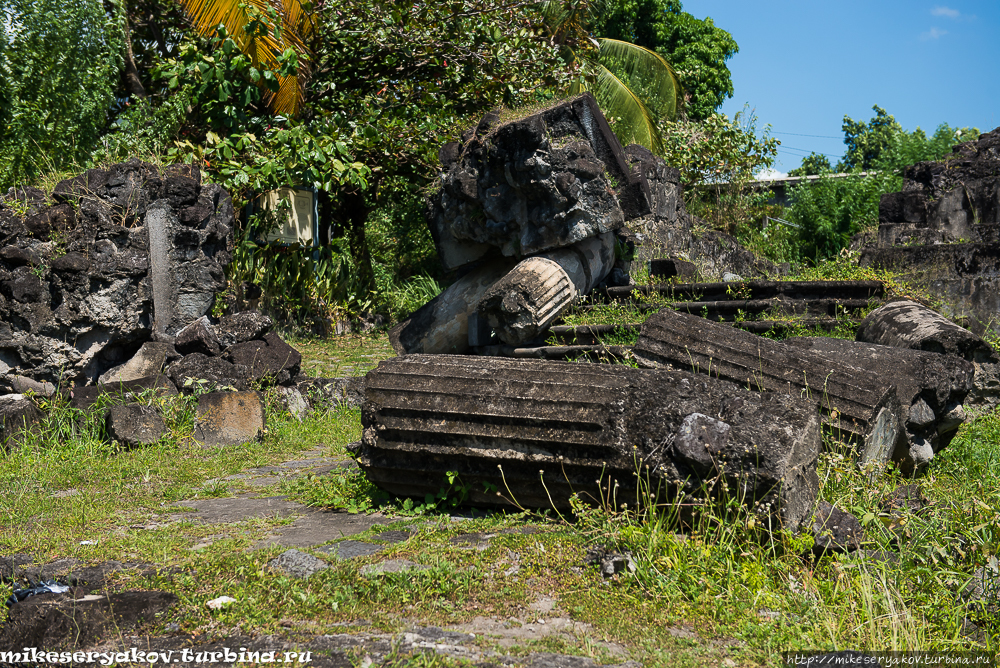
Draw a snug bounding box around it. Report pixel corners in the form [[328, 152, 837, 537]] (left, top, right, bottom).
[[359, 110, 1000, 530]]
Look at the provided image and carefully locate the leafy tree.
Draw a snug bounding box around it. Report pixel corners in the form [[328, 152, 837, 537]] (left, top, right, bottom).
[[308, 0, 569, 293], [787, 152, 831, 176], [592, 0, 738, 121], [173, 0, 314, 117], [0, 0, 125, 188], [787, 109, 980, 262], [659, 108, 778, 234], [540, 0, 679, 152], [836, 105, 901, 172]]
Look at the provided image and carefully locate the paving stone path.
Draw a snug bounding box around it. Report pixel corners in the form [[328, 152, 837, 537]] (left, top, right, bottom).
[[3, 446, 665, 667]]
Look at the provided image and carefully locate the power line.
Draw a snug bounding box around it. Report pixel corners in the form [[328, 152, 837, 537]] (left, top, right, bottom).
[[772, 131, 843, 139], [778, 145, 843, 158]]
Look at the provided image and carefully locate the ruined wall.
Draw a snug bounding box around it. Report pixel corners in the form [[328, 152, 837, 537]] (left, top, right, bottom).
[[0, 159, 233, 385], [860, 127, 1000, 335]]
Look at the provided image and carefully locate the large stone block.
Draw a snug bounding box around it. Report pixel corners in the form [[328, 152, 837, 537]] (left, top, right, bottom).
[[785, 336, 973, 474], [633, 308, 903, 466], [193, 391, 264, 446], [359, 355, 821, 530], [0, 159, 234, 385], [426, 94, 649, 270]]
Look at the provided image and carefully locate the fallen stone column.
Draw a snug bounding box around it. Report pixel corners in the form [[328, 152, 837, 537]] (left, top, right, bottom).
[[476, 232, 616, 345], [358, 354, 821, 530], [856, 300, 998, 362], [785, 337, 973, 474], [388, 258, 517, 355], [856, 299, 1000, 410], [633, 309, 903, 466]]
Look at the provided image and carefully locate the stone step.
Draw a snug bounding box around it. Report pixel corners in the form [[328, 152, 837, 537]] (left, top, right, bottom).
[[545, 318, 863, 345], [596, 279, 885, 304]]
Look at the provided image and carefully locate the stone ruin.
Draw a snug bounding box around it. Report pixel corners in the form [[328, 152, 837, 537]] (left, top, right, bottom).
[[0, 159, 351, 449], [860, 127, 1000, 337], [359, 98, 1000, 532]]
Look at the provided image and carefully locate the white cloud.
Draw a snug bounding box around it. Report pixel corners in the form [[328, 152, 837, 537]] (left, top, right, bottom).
[[756, 168, 788, 180], [920, 27, 948, 40], [931, 6, 960, 18]]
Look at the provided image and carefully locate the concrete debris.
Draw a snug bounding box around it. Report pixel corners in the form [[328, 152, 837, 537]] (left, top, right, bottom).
[[193, 391, 264, 447], [809, 501, 865, 556], [427, 93, 648, 271], [784, 336, 973, 474], [105, 404, 167, 448], [267, 549, 330, 579]]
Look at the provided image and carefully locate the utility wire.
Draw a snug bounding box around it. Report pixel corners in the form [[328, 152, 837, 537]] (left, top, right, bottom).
[[772, 131, 844, 139]]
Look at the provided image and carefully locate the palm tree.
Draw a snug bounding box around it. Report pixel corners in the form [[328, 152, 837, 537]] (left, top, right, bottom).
[[541, 0, 679, 153], [173, 0, 314, 117]]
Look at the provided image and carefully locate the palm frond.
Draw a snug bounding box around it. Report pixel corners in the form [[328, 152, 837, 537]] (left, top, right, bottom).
[[175, 0, 311, 117], [597, 38, 678, 120], [588, 61, 663, 154]]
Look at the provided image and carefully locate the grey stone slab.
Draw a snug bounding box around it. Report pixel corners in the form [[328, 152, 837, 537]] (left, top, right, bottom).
[[267, 549, 330, 578], [372, 530, 413, 544], [171, 496, 304, 524], [317, 540, 383, 560], [253, 512, 393, 549]]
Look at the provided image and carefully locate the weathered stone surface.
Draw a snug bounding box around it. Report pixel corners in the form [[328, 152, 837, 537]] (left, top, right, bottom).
[[69, 374, 178, 411], [359, 354, 821, 530], [267, 549, 329, 578], [167, 353, 249, 391], [105, 404, 166, 448], [225, 332, 301, 384], [389, 257, 517, 355], [0, 590, 177, 651], [276, 386, 309, 420], [0, 159, 233, 386], [174, 315, 221, 356], [856, 300, 997, 362], [634, 309, 902, 466], [296, 376, 365, 409], [98, 342, 180, 384], [427, 94, 649, 270], [623, 144, 691, 261], [881, 483, 929, 515], [216, 309, 272, 348], [0, 394, 43, 450], [810, 501, 865, 556], [784, 337, 973, 474], [687, 229, 782, 280], [649, 258, 697, 280], [861, 129, 1000, 338], [961, 560, 1000, 619], [0, 374, 56, 397], [477, 233, 616, 345], [193, 391, 264, 446]]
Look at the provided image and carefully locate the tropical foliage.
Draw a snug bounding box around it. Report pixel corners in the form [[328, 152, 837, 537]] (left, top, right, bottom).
[[785, 107, 981, 263], [540, 0, 680, 153], [173, 0, 314, 117], [0, 0, 125, 185], [591, 0, 738, 121]]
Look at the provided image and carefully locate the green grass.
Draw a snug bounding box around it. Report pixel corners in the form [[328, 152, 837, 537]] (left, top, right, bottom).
[[283, 331, 396, 378], [3, 331, 998, 666]]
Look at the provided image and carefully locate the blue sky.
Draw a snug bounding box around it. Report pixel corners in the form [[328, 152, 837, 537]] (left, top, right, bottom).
[[681, 1, 1000, 174]]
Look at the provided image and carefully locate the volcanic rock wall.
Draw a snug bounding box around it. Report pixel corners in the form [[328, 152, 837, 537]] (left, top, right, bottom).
[[0, 159, 233, 385]]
